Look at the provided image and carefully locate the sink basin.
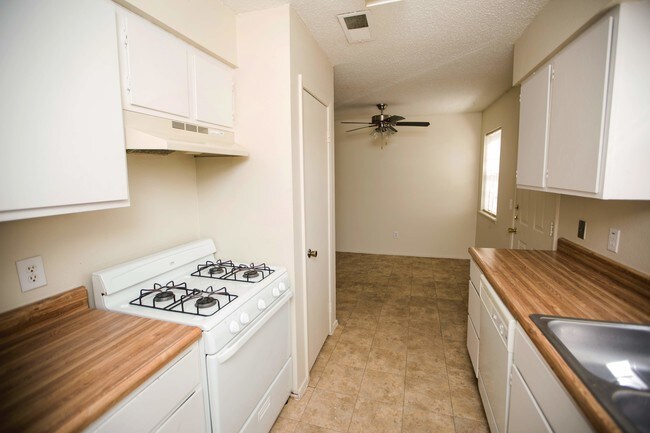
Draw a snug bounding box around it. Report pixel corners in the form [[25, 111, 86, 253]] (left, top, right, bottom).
[[532, 315, 650, 433]]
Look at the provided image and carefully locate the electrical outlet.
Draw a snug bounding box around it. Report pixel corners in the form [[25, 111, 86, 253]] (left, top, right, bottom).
[[393, 231, 399, 239], [607, 228, 621, 253], [16, 256, 47, 292]]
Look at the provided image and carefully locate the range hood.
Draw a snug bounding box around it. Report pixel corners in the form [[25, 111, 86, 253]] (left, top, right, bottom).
[[123, 111, 248, 156]]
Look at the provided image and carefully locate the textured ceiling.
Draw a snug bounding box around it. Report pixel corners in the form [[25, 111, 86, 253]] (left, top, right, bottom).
[[222, 0, 549, 114]]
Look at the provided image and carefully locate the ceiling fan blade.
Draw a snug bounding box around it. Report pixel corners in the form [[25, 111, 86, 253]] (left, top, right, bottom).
[[385, 115, 405, 123], [341, 121, 374, 124], [346, 125, 377, 132], [389, 126, 398, 133], [394, 122, 430, 127]]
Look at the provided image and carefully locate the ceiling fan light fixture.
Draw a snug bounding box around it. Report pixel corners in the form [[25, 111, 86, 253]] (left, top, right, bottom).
[[366, 0, 403, 8]]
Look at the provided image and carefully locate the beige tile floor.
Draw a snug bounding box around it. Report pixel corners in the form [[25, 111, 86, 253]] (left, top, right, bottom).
[[271, 252, 489, 433]]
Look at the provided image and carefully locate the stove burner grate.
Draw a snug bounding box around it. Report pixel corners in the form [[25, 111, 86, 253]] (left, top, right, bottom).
[[192, 260, 274, 282], [129, 282, 237, 317]]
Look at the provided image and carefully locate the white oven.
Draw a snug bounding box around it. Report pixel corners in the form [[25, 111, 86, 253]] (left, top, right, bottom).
[[92, 239, 293, 433], [208, 298, 291, 433]]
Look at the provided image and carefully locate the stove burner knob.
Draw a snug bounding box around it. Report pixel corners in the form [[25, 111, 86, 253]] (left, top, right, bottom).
[[272, 287, 280, 298], [239, 312, 250, 325], [278, 282, 287, 292], [257, 299, 267, 310], [229, 321, 240, 334]]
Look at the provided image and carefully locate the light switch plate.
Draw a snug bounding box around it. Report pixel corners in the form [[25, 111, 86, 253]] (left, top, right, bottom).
[[16, 256, 47, 292]]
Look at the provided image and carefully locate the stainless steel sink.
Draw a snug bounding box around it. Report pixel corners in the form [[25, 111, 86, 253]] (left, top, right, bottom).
[[531, 315, 650, 433]]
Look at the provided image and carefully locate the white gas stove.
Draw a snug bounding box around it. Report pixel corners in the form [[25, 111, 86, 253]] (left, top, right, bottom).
[[92, 239, 293, 433]]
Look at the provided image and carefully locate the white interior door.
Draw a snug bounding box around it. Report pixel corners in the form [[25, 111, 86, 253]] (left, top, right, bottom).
[[514, 189, 559, 250], [302, 90, 330, 370]]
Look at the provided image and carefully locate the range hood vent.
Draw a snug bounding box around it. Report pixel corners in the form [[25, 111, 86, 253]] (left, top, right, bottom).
[[123, 111, 248, 157]]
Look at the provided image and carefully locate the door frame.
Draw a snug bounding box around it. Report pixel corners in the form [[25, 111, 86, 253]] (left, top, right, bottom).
[[296, 74, 337, 377]]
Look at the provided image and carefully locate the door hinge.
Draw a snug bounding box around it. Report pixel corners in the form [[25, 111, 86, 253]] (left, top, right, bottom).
[[549, 221, 555, 237]]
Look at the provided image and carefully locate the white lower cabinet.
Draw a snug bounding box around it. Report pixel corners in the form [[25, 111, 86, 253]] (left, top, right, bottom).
[[467, 260, 482, 377], [508, 324, 594, 433], [86, 342, 206, 433], [467, 280, 480, 377]]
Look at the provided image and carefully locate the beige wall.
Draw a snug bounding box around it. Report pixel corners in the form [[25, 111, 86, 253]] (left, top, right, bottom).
[[557, 197, 650, 274], [513, 0, 618, 83], [0, 154, 200, 313], [196, 6, 292, 266], [115, 0, 237, 65], [335, 110, 481, 259], [196, 5, 334, 394], [474, 87, 520, 249]]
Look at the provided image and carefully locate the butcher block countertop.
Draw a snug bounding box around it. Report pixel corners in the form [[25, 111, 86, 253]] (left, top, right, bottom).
[[469, 238, 650, 433], [0, 287, 202, 433]]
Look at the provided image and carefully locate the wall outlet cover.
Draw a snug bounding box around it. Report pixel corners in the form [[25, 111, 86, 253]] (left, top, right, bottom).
[[607, 228, 621, 253], [16, 256, 47, 292]]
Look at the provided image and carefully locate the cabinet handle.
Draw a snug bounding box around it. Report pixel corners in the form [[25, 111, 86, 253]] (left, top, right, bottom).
[[307, 249, 318, 258]]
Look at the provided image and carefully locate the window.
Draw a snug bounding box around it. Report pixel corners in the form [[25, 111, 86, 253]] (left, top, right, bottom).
[[481, 129, 502, 218]]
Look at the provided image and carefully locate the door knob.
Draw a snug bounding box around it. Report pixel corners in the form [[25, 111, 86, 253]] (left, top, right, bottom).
[[307, 249, 318, 258], [507, 227, 518, 234]]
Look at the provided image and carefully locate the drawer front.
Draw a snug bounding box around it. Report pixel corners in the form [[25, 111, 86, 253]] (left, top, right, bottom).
[[468, 281, 480, 336], [93, 343, 202, 433], [155, 389, 206, 433], [513, 325, 594, 433]]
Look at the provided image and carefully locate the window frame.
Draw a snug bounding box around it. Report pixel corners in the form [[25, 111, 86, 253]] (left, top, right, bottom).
[[479, 128, 502, 221]]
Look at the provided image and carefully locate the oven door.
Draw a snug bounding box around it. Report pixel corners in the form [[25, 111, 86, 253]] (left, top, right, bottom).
[[206, 293, 292, 433]]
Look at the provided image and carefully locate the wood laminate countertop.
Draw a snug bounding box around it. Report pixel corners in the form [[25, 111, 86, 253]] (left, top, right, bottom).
[[0, 287, 202, 433], [469, 238, 650, 433]]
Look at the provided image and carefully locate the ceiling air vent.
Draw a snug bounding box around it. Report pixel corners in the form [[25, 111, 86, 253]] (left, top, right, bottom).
[[337, 11, 373, 44]]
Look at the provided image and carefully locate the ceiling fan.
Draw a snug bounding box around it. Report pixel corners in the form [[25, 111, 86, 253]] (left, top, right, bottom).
[[342, 104, 430, 135]]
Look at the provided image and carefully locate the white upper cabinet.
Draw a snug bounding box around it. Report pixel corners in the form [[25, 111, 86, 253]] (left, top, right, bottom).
[[123, 13, 191, 118], [546, 16, 612, 194], [0, 0, 129, 222], [118, 8, 234, 129], [516, 2, 650, 200], [517, 65, 552, 189], [194, 54, 234, 128]]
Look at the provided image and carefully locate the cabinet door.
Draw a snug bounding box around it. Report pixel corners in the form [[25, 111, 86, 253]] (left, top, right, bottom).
[[508, 367, 552, 433], [194, 52, 234, 128], [0, 0, 128, 221], [517, 65, 551, 189], [546, 17, 613, 194], [123, 11, 190, 118]]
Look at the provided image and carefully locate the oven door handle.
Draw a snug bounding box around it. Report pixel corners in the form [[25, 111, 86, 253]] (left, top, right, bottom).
[[215, 292, 292, 364]]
